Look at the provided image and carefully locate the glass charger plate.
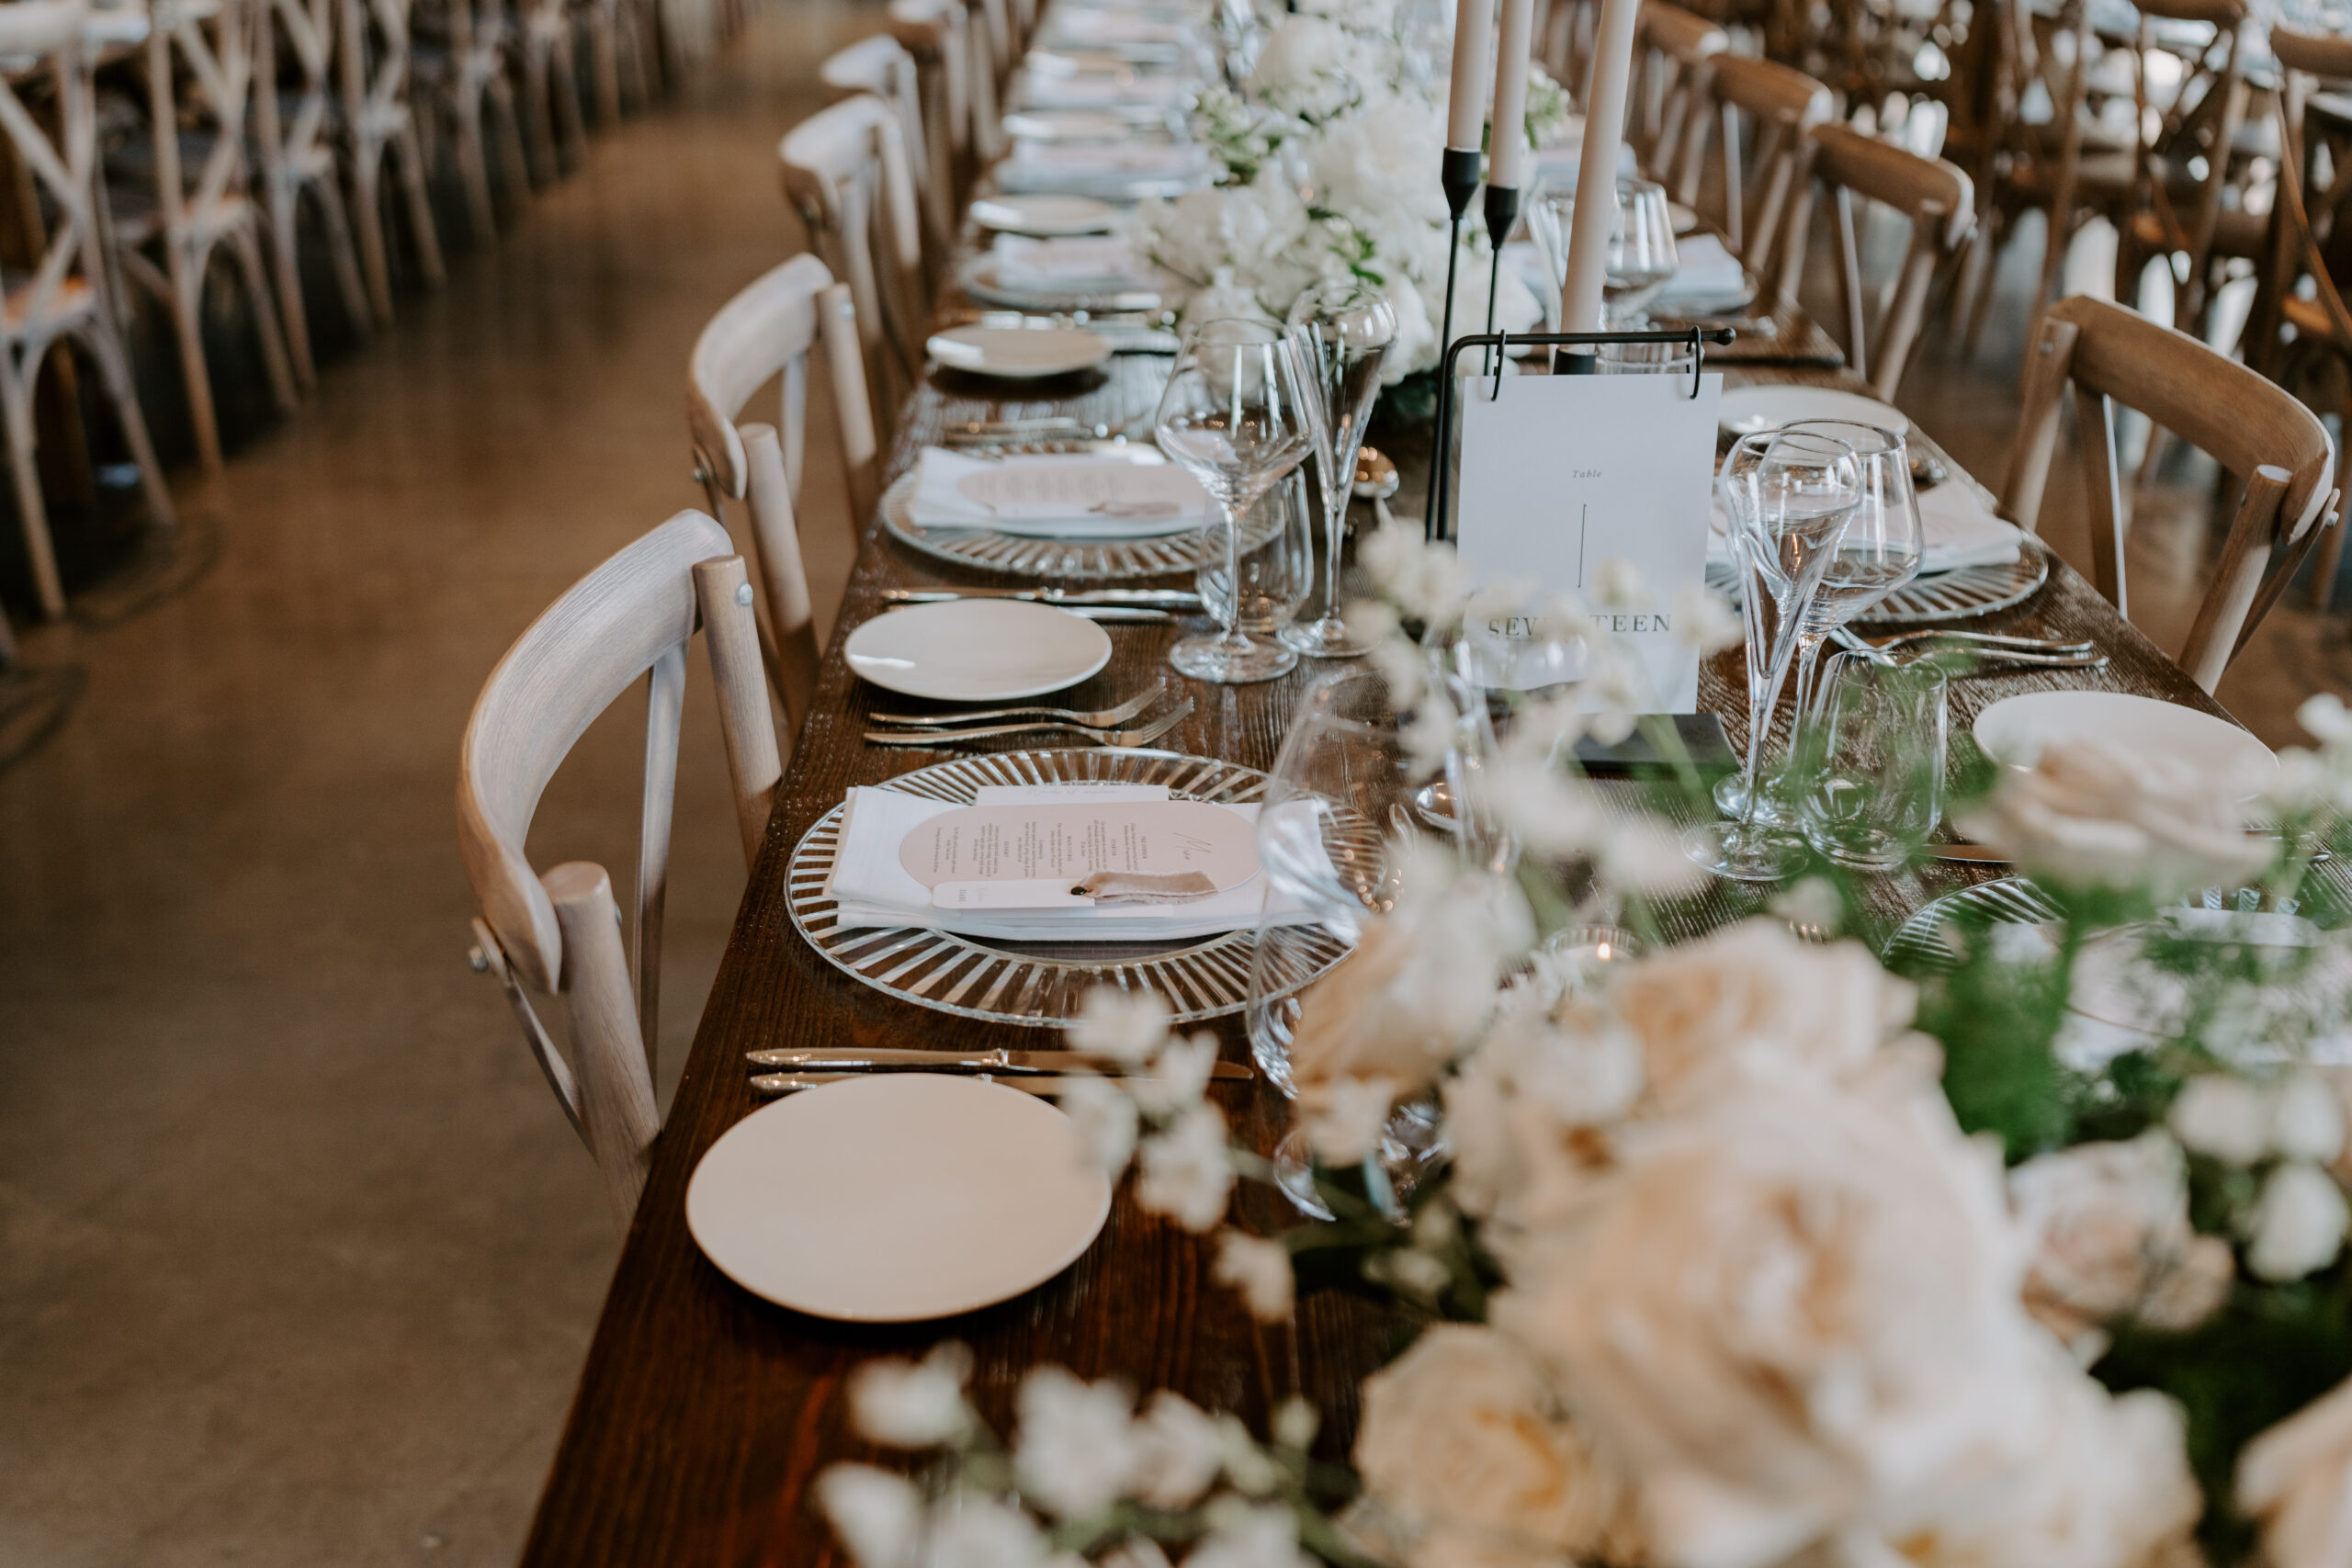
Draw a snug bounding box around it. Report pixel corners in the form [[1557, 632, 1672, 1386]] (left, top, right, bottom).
[[1705, 536, 2052, 626], [881, 468, 1225, 580], [786, 749, 1357, 1026], [1882, 875, 2061, 974]]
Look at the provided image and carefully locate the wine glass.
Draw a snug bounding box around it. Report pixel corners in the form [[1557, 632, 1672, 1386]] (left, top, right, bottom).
[[1525, 178, 1679, 328], [1197, 469, 1314, 635], [1682, 430, 1863, 883], [1153, 318, 1317, 682], [1713, 420, 1924, 822], [1283, 279, 1396, 660]]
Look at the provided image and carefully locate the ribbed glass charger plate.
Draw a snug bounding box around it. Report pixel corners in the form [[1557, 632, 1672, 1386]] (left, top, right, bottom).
[[1882, 876, 2062, 974], [1706, 537, 2051, 626], [881, 469, 1224, 581], [786, 749, 1357, 1026]]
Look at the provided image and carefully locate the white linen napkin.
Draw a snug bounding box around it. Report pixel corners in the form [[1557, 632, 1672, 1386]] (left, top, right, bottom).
[[910, 448, 1212, 539], [990, 232, 1150, 288], [1707, 482, 2024, 574], [1653, 233, 1750, 311], [826, 783, 1327, 940]]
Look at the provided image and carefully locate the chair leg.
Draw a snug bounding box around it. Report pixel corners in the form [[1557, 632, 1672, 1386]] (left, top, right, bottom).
[[224, 228, 301, 417], [488, 76, 535, 210], [617, 0, 650, 107], [0, 598, 17, 664], [589, 0, 620, 123], [267, 179, 320, 393], [450, 94, 498, 244], [0, 353, 66, 620], [523, 35, 559, 186], [76, 320, 175, 530], [391, 121, 448, 288], [162, 251, 226, 472], [310, 170, 378, 336], [553, 29, 589, 166], [348, 144, 397, 326]]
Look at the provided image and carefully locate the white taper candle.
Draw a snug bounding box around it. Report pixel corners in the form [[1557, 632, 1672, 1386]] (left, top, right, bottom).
[[1487, 0, 1535, 190], [1445, 0, 1498, 152], [1559, 0, 1642, 333]]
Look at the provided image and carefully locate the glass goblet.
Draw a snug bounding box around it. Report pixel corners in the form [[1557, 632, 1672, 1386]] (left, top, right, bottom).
[[1153, 318, 1317, 682], [1526, 178, 1679, 328], [1282, 278, 1396, 660], [1682, 429, 1863, 883]]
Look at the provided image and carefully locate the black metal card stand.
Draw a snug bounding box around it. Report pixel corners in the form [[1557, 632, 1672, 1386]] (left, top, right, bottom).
[[1423, 325, 1736, 542]]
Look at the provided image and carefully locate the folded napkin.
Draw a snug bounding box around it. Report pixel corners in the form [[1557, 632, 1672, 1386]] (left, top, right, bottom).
[[910, 447, 1211, 538], [827, 783, 1326, 940], [1706, 481, 2024, 575], [991, 232, 1152, 288], [1013, 69, 1194, 109], [1653, 233, 1750, 311]]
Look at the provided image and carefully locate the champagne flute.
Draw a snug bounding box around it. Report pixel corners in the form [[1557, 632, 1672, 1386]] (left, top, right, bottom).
[[1682, 430, 1863, 883], [1153, 318, 1317, 682], [1713, 420, 1924, 821], [1283, 279, 1396, 660]]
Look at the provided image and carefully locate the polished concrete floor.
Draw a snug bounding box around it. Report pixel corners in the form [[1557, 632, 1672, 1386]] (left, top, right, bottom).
[[5, 27, 2352, 1567]]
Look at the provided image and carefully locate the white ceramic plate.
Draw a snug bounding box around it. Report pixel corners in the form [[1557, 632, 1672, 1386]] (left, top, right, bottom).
[[1718, 385, 1911, 438], [927, 325, 1113, 379], [970, 193, 1121, 236], [844, 598, 1113, 700], [685, 1076, 1112, 1321], [1973, 691, 2279, 798]]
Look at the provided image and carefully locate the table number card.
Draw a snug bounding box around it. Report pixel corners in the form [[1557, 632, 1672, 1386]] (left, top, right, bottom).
[[1453, 368, 1721, 711]]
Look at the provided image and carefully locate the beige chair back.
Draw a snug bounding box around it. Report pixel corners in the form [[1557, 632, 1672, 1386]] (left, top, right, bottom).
[[2000, 295, 2338, 690], [779, 93, 925, 427], [888, 0, 978, 212], [1690, 53, 1834, 267], [822, 34, 950, 276], [1634, 2, 1725, 201], [458, 512, 782, 1226], [1786, 123, 1975, 398], [687, 254, 876, 726]]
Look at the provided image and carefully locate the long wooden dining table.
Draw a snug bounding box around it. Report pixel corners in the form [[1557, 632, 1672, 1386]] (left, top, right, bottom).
[[517, 197, 2306, 1568]]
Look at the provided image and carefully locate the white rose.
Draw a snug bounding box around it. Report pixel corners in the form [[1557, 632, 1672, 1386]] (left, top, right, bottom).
[[1954, 738, 2269, 895], [2273, 1072, 2347, 1165], [1605, 919, 1917, 1109], [1494, 1069, 2055, 1568], [2169, 1074, 2273, 1166], [1351, 1325, 1637, 1568], [2239, 1372, 2352, 1568], [2007, 1132, 2232, 1350], [2246, 1160, 2350, 1282]]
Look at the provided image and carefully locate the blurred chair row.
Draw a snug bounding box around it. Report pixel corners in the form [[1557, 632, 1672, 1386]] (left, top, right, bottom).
[[0, 0, 739, 660]]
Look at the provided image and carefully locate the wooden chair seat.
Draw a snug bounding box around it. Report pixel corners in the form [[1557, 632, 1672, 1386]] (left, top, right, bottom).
[[2129, 199, 2267, 258]]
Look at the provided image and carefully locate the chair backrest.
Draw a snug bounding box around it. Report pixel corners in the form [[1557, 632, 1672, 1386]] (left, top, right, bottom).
[[1634, 2, 1725, 201], [2120, 0, 2250, 321], [340, 0, 416, 139], [889, 0, 983, 219], [1999, 294, 2338, 691], [145, 0, 260, 226], [0, 3, 107, 336], [255, 0, 335, 175], [779, 93, 925, 432], [458, 511, 782, 1225], [2258, 25, 2352, 362], [1785, 122, 1975, 398], [1691, 53, 1833, 265], [822, 34, 949, 276], [686, 254, 877, 726]]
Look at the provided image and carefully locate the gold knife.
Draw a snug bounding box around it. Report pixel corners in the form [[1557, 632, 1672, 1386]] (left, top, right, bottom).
[[746, 1046, 1250, 1078]]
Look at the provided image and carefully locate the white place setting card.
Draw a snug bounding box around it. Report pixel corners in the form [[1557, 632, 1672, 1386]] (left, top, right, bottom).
[[910, 448, 1212, 537], [990, 233, 1153, 288], [1453, 367, 1722, 711], [825, 783, 1327, 940]]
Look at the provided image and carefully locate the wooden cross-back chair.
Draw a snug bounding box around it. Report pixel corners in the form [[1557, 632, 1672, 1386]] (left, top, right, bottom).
[[254, 0, 371, 389], [779, 95, 925, 434], [686, 254, 878, 724], [888, 0, 976, 214], [2109, 0, 2261, 342], [1633, 2, 1725, 202], [821, 34, 949, 287], [415, 0, 530, 243], [1781, 121, 1975, 399], [0, 0, 175, 620], [2000, 294, 2338, 692], [580, 0, 651, 123], [339, 0, 446, 321], [113, 0, 300, 471], [1682, 53, 1834, 272], [519, 0, 587, 185], [458, 512, 782, 1227], [2248, 24, 2352, 606]]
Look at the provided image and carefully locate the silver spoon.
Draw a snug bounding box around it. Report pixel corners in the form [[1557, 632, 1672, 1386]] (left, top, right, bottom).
[[1354, 446, 1399, 531]]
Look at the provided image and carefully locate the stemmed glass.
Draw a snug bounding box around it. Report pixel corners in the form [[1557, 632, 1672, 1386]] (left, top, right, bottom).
[[1527, 178, 1679, 328], [1283, 279, 1396, 660], [1153, 318, 1317, 682], [1682, 430, 1863, 883], [1713, 420, 1924, 821]]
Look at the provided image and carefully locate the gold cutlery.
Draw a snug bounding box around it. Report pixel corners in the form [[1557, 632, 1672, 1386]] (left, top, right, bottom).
[[754, 1072, 1063, 1098], [865, 700, 1193, 749], [880, 588, 1204, 611], [746, 1046, 1250, 1078]]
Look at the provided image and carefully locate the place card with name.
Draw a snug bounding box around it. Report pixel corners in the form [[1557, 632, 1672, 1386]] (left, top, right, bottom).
[[1453, 368, 1720, 710], [896, 800, 1257, 909]]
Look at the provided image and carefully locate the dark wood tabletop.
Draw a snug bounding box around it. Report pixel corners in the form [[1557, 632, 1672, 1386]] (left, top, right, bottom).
[[519, 218, 2284, 1568]]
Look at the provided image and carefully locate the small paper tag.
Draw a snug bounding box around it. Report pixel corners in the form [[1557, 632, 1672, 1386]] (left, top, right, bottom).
[[955, 461, 1205, 521], [898, 801, 1256, 908]]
